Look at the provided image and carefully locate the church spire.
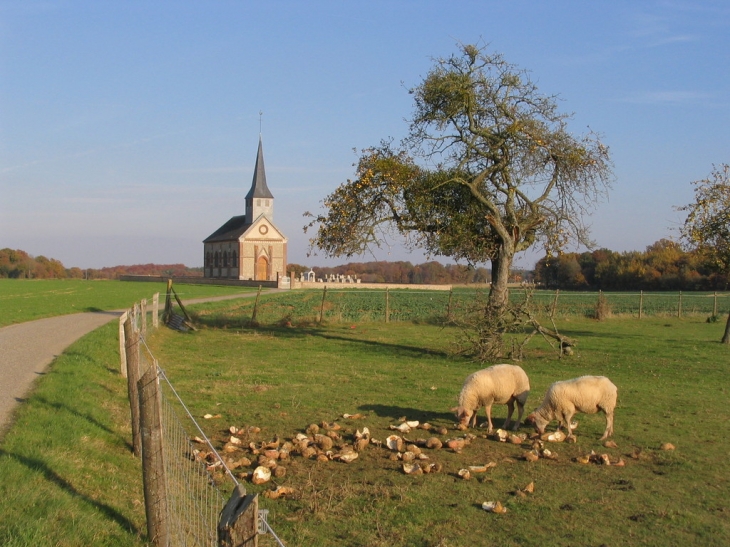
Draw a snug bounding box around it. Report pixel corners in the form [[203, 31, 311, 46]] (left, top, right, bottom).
[[245, 136, 274, 224], [246, 136, 274, 201]]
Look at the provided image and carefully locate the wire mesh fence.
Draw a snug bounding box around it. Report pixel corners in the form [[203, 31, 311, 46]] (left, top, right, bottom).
[[155, 362, 226, 546], [523, 290, 728, 318], [122, 295, 287, 547], [193, 287, 730, 326]]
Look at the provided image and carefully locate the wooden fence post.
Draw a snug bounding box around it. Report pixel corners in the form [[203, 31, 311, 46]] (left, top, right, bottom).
[[132, 302, 141, 335], [385, 288, 390, 323], [678, 291, 683, 318], [446, 288, 453, 321], [319, 286, 328, 323], [713, 292, 718, 317], [639, 291, 643, 319], [124, 316, 142, 458], [163, 279, 173, 322], [218, 485, 259, 547], [251, 285, 262, 323], [152, 293, 159, 329], [138, 364, 169, 547], [119, 311, 129, 377], [141, 299, 148, 339]]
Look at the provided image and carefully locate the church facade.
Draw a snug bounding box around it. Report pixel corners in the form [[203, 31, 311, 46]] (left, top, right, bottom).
[[203, 138, 288, 281]]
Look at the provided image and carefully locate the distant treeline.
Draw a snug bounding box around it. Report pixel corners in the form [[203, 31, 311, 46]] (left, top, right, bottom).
[[4, 238, 726, 291], [534, 239, 728, 291], [0, 249, 203, 280]]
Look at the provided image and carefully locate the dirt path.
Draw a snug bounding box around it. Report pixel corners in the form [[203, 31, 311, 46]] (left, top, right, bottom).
[[0, 291, 274, 439]]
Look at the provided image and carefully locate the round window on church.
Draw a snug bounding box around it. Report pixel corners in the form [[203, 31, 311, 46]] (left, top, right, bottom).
[[258, 225, 269, 235]]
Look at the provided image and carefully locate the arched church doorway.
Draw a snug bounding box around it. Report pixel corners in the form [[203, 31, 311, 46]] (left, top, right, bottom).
[[256, 256, 268, 281]]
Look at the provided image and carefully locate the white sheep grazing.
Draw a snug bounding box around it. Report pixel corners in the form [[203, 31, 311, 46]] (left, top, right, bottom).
[[453, 364, 530, 433], [526, 375, 617, 441]]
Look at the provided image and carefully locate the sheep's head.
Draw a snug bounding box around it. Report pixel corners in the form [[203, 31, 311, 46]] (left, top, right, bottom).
[[453, 406, 473, 427], [525, 412, 547, 434]]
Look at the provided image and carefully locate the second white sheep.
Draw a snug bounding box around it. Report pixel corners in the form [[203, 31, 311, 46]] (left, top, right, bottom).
[[526, 375, 617, 441]]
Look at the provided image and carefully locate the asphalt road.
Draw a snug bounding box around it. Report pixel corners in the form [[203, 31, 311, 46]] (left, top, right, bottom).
[[0, 290, 275, 439]]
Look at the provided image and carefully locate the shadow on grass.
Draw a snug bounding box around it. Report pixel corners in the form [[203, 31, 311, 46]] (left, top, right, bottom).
[[33, 395, 133, 452], [85, 308, 123, 316], [313, 331, 450, 358], [358, 403, 455, 423], [190, 315, 455, 359], [0, 448, 141, 536]]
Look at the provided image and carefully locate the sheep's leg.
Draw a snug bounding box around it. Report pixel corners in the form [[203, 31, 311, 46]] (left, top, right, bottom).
[[503, 399, 515, 430], [468, 410, 478, 428], [485, 404, 494, 433], [514, 400, 525, 431], [600, 410, 614, 440], [563, 410, 576, 440]]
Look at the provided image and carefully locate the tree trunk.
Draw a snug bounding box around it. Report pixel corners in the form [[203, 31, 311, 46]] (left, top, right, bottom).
[[722, 310, 730, 345], [488, 245, 514, 312]]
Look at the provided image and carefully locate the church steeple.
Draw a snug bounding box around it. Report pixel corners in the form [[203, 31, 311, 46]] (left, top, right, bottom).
[[245, 136, 274, 224]]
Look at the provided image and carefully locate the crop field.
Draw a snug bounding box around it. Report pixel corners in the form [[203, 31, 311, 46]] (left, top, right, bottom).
[[1, 286, 729, 546], [189, 287, 729, 327]]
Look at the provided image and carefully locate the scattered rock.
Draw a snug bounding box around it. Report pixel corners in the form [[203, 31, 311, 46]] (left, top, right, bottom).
[[457, 469, 471, 480], [482, 501, 507, 514], [251, 466, 271, 485]]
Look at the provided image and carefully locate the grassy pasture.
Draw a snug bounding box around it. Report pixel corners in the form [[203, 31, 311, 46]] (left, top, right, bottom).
[[1, 289, 728, 546], [0, 279, 255, 327], [144, 312, 729, 547]]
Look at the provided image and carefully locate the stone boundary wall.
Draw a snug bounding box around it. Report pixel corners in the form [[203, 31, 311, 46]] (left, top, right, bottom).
[[119, 274, 456, 291], [292, 280, 452, 291], [118, 275, 278, 288]]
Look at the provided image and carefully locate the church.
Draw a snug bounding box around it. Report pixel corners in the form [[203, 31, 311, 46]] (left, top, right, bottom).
[[203, 137, 288, 281]]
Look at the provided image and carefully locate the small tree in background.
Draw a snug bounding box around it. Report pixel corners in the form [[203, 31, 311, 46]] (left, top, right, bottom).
[[677, 163, 730, 344]]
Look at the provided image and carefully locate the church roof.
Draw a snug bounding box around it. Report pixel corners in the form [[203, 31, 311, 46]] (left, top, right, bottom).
[[245, 136, 274, 200], [203, 215, 250, 243]]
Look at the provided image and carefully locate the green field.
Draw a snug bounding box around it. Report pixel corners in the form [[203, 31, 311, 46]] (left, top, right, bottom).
[[1, 287, 728, 546], [0, 279, 256, 327], [187, 287, 729, 326]]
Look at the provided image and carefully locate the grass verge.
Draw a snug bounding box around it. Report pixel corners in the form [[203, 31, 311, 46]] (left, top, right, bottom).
[[0, 322, 148, 546]]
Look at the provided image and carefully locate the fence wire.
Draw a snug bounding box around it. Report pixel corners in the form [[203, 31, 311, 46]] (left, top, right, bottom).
[[138, 339, 286, 547]]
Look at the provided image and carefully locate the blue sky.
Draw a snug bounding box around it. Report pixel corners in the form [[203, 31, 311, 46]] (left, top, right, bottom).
[[1, 1, 728, 269]]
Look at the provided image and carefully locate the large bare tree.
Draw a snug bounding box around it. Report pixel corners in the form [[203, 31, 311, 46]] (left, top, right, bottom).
[[305, 44, 612, 351]]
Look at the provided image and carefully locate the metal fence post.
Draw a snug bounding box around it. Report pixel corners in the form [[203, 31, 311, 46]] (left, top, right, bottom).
[[124, 316, 142, 458], [139, 364, 169, 547]]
